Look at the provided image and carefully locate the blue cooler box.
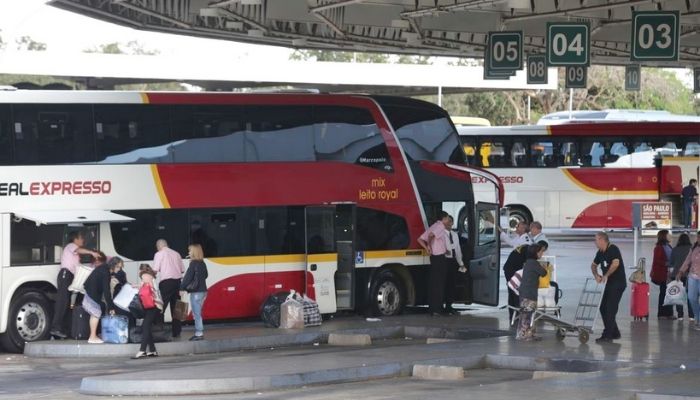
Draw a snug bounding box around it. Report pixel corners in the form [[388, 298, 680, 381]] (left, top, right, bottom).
[[101, 315, 129, 344]]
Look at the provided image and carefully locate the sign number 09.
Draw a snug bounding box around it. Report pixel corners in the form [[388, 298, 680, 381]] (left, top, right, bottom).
[[638, 23, 672, 49], [568, 66, 585, 82]]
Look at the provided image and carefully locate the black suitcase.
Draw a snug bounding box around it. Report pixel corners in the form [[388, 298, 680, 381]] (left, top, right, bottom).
[[71, 306, 90, 340], [128, 322, 172, 344]]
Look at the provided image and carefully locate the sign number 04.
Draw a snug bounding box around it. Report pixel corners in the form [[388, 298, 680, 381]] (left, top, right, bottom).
[[492, 41, 518, 62], [552, 33, 584, 56], [637, 23, 672, 49]]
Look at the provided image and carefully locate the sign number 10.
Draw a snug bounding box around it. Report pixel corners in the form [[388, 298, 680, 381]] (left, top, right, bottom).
[[637, 23, 672, 49]]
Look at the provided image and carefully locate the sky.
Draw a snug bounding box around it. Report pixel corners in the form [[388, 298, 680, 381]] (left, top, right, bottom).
[[0, 0, 291, 61]]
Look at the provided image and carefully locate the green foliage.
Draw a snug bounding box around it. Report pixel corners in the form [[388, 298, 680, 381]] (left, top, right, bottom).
[[15, 36, 46, 51], [290, 49, 389, 63], [84, 41, 160, 55]]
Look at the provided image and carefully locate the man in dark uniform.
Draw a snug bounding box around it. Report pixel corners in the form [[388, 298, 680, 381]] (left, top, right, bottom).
[[503, 244, 528, 320], [591, 232, 626, 343]]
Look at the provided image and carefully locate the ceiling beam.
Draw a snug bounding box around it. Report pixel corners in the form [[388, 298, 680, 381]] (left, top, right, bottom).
[[309, 0, 365, 14], [502, 0, 654, 23]]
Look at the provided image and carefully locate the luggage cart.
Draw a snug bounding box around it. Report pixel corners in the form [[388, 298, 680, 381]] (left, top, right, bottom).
[[508, 278, 604, 344]]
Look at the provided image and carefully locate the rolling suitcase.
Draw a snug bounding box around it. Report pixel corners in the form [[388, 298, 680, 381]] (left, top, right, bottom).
[[71, 305, 90, 340], [630, 282, 650, 321]]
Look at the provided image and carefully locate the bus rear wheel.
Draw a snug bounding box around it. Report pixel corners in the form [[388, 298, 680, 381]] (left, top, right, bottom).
[[369, 272, 405, 317], [508, 206, 532, 230], [0, 291, 51, 353]]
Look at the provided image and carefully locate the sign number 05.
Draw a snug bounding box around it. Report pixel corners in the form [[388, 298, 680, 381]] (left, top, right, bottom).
[[492, 41, 518, 62], [637, 23, 672, 49]]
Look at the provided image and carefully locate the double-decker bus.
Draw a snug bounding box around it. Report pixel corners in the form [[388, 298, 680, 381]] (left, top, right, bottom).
[[459, 122, 699, 230], [0, 91, 503, 352]]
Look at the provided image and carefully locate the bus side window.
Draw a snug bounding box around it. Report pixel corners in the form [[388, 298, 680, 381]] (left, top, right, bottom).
[[685, 141, 700, 156], [245, 106, 315, 162], [479, 140, 507, 167], [355, 207, 409, 251], [0, 105, 12, 164], [94, 105, 171, 163], [559, 141, 579, 166], [461, 137, 477, 165], [581, 140, 603, 167], [511, 141, 526, 167]]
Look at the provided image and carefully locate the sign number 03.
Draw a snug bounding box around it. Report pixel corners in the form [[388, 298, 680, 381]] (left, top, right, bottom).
[[552, 33, 584, 56], [637, 23, 672, 49]]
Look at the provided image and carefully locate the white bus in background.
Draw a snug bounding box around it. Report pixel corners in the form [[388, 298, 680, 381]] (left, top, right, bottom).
[[537, 109, 700, 125], [459, 122, 700, 231]]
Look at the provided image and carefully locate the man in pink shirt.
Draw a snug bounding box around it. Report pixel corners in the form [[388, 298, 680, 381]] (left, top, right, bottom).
[[153, 239, 185, 338], [50, 231, 100, 339], [418, 211, 451, 317]]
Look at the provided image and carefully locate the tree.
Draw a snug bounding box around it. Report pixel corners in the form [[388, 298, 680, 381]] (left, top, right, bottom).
[[84, 40, 159, 56], [15, 36, 47, 51], [290, 49, 390, 63]]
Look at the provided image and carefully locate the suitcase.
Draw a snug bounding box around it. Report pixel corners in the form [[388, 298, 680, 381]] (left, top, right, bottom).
[[71, 305, 90, 340], [128, 322, 172, 344], [631, 282, 650, 321], [101, 315, 129, 344]]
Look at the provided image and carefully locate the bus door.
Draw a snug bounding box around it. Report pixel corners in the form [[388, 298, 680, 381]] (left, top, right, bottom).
[[305, 204, 356, 314], [470, 202, 500, 306]]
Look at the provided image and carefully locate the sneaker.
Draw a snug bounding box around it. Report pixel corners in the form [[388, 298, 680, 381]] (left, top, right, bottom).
[[595, 336, 613, 343], [50, 330, 67, 339], [678, 317, 685, 322], [87, 338, 104, 344], [690, 318, 695, 321], [131, 351, 147, 359], [146, 351, 159, 357], [189, 335, 204, 341]]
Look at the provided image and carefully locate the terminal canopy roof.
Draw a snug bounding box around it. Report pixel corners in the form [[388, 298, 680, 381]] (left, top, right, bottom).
[[51, 0, 700, 66]]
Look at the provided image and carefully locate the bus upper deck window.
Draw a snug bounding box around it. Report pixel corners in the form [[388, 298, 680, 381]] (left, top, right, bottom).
[[685, 142, 700, 156]]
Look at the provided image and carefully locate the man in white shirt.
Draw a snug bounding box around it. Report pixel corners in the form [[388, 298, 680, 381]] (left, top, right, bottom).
[[499, 222, 531, 248], [529, 221, 548, 244], [444, 216, 467, 315]]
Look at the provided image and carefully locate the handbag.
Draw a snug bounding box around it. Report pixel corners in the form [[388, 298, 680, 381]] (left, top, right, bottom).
[[507, 270, 522, 296], [68, 265, 94, 293], [128, 295, 145, 319], [139, 284, 157, 309], [173, 300, 189, 321], [182, 264, 200, 292], [629, 258, 647, 284]]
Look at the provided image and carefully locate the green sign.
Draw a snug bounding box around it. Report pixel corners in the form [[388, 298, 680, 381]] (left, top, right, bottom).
[[547, 23, 590, 66], [565, 66, 587, 89], [526, 55, 547, 84], [631, 11, 679, 61], [483, 37, 516, 80], [694, 68, 700, 93], [487, 31, 522, 71], [625, 65, 641, 91]]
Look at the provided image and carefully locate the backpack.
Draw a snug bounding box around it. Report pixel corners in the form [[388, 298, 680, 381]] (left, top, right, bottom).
[[139, 284, 156, 309]]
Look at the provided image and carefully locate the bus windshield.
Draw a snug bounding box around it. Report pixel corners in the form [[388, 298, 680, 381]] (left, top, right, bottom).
[[373, 97, 465, 164]]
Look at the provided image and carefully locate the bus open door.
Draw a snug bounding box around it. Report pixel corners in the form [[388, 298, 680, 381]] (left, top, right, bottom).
[[304, 204, 356, 314]]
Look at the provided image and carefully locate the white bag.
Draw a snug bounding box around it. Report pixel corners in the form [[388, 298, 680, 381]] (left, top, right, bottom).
[[663, 280, 687, 307], [280, 293, 304, 330], [68, 265, 94, 293], [113, 284, 139, 312], [538, 287, 556, 308]]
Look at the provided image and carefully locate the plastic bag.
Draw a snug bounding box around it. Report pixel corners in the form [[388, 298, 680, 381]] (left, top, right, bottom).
[[260, 292, 290, 328], [629, 258, 646, 284], [68, 265, 94, 293], [664, 280, 687, 306], [537, 287, 556, 308], [101, 315, 129, 344], [302, 295, 322, 327], [113, 285, 139, 311], [507, 270, 522, 295], [280, 291, 304, 329]]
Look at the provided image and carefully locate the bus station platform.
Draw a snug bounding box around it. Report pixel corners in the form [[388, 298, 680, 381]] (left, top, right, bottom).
[[19, 309, 700, 399]]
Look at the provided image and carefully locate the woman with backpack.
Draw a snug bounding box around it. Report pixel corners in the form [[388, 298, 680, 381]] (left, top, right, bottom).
[[181, 244, 208, 341], [133, 264, 163, 359], [671, 233, 694, 321], [676, 232, 700, 331], [651, 230, 674, 319]]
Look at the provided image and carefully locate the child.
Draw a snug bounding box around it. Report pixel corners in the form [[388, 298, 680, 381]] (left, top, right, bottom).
[[516, 242, 548, 341], [132, 264, 163, 359]]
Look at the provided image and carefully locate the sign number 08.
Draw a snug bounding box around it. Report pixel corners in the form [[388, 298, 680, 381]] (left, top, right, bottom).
[[637, 23, 672, 49], [529, 60, 545, 77]]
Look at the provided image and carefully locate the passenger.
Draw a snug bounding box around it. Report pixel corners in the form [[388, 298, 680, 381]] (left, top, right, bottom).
[[153, 239, 185, 338], [591, 232, 627, 343], [181, 244, 209, 341], [682, 179, 698, 229], [503, 244, 529, 320], [50, 230, 101, 339], [651, 230, 674, 319], [516, 243, 547, 341], [528, 221, 548, 244], [676, 231, 700, 331], [133, 264, 163, 359], [499, 222, 531, 248], [444, 216, 466, 315], [417, 211, 450, 317], [671, 233, 694, 321], [83, 257, 123, 344]]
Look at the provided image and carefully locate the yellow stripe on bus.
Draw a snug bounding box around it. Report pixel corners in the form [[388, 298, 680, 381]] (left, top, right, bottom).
[[365, 249, 426, 259], [207, 251, 423, 267], [150, 165, 171, 209], [140, 93, 150, 104], [307, 253, 337, 263], [210, 255, 266, 265]]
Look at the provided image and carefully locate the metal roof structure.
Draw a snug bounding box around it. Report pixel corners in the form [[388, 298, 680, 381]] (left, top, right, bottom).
[[49, 0, 700, 67]]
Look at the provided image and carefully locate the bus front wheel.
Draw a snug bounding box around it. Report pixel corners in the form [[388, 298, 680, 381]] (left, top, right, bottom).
[[369, 271, 405, 317], [0, 291, 52, 353]]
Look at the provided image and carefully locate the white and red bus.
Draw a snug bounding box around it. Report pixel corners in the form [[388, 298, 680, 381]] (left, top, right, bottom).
[[0, 90, 503, 352], [458, 122, 699, 230]]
